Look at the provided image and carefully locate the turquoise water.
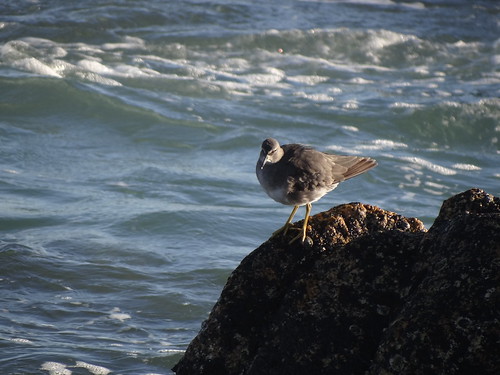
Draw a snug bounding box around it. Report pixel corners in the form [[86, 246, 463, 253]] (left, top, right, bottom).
[[1, 1, 499, 374]]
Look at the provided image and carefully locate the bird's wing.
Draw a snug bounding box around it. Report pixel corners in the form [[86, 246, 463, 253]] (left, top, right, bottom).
[[326, 154, 377, 181], [280, 145, 376, 191], [285, 147, 348, 187]]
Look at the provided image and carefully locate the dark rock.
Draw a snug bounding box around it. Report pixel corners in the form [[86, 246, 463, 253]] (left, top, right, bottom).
[[173, 189, 500, 375]]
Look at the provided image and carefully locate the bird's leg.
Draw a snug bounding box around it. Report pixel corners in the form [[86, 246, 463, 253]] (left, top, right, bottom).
[[271, 205, 299, 238], [289, 203, 312, 244]]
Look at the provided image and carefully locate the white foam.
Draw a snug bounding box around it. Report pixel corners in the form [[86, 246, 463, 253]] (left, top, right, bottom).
[[425, 181, 448, 190], [74, 43, 104, 54], [342, 100, 359, 109], [423, 187, 445, 195], [1, 36, 156, 85], [400, 191, 417, 201], [242, 67, 285, 86], [158, 349, 185, 354], [108, 181, 129, 187], [220, 57, 251, 71], [41, 362, 72, 375], [364, 29, 419, 55], [10, 337, 34, 345], [452, 163, 481, 171], [326, 139, 407, 153], [77, 58, 159, 80], [435, 89, 452, 97], [390, 102, 424, 109], [102, 36, 146, 51], [78, 59, 114, 75], [358, 139, 408, 151], [287, 75, 329, 85], [12, 57, 62, 78], [400, 156, 456, 176], [294, 91, 334, 102], [315, 56, 394, 74], [109, 307, 131, 321], [110, 312, 131, 321], [74, 361, 111, 375], [341, 125, 359, 132], [348, 77, 374, 84], [114, 64, 160, 78], [51, 59, 75, 75], [75, 71, 122, 86], [400, 2, 426, 9], [3, 169, 20, 174], [0, 29, 415, 98]]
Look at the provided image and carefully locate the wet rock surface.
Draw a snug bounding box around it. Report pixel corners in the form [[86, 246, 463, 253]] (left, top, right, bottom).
[[173, 189, 500, 375]]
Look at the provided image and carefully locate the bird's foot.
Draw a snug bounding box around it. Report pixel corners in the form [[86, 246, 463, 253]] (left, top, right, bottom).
[[270, 225, 285, 238], [288, 228, 306, 244], [271, 223, 312, 247], [271, 224, 298, 239], [288, 221, 313, 246], [288, 232, 313, 247]]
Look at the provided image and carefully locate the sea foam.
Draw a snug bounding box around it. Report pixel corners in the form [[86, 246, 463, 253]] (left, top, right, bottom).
[[400, 156, 456, 176]]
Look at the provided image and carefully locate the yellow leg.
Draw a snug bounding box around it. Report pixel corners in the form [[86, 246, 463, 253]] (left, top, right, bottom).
[[289, 203, 312, 244], [271, 205, 299, 238]]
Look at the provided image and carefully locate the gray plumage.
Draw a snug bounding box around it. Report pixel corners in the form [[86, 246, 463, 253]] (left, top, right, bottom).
[[256, 138, 377, 243]]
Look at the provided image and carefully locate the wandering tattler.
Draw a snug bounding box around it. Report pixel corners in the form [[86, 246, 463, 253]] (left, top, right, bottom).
[[256, 138, 377, 244]]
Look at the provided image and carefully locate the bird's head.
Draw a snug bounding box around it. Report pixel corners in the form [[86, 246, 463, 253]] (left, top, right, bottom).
[[259, 138, 283, 169]]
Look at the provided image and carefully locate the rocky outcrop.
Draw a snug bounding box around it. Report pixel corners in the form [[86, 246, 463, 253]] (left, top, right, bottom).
[[173, 189, 500, 375]]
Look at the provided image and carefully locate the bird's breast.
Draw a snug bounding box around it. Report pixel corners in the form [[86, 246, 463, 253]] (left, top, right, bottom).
[[257, 166, 292, 205]]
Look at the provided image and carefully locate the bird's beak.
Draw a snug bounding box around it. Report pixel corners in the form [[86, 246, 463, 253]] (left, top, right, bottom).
[[259, 151, 267, 169], [260, 155, 270, 169]]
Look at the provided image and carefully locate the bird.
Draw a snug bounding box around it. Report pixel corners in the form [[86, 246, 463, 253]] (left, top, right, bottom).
[[256, 138, 377, 244]]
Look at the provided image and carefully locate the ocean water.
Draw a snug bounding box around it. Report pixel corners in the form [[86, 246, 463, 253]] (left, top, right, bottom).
[[0, 0, 498, 373]]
